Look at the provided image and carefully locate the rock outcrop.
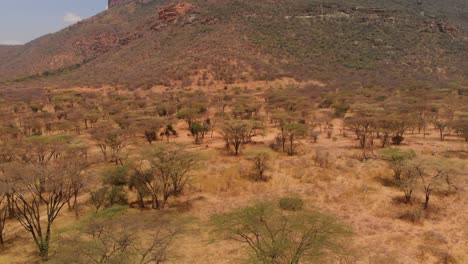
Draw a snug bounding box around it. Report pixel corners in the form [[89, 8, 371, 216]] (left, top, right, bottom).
[[158, 3, 193, 21]]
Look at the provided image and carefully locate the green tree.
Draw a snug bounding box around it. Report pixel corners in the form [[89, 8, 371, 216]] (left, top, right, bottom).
[[211, 203, 350, 264], [136, 117, 165, 144], [160, 124, 177, 142], [190, 120, 210, 144], [102, 166, 129, 206], [282, 122, 307, 156], [453, 116, 468, 142], [380, 148, 416, 180]]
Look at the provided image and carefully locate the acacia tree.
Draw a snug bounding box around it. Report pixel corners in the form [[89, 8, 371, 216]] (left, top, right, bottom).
[[132, 164, 159, 209], [246, 148, 271, 181], [0, 186, 7, 245], [221, 120, 252, 155], [190, 119, 210, 144], [387, 114, 416, 145], [160, 124, 178, 142], [148, 144, 197, 208], [381, 102, 418, 145], [132, 144, 198, 209], [0, 166, 15, 219], [5, 161, 75, 260], [55, 213, 180, 264], [211, 203, 350, 264], [136, 117, 165, 144], [64, 159, 89, 218], [345, 114, 374, 149], [282, 122, 307, 156], [128, 169, 150, 209], [25, 134, 73, 165], [432, 108, 454, 141], [380, 148, 416, 180], [412, 160, 452, 210], [272, 111, 294, 152], [453, 116, 468, 142], [398, 168, 418, 203], [91, 126, 130, 165]]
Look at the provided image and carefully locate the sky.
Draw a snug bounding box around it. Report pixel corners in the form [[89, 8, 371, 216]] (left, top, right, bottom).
[[0, 0, 108, 45]]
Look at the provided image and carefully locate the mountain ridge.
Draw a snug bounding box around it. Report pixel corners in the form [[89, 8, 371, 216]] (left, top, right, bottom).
[[1, 0, 467, 90]]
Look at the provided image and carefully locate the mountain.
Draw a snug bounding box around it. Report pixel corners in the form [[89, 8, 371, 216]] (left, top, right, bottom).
[[0, 0, 467, 89]]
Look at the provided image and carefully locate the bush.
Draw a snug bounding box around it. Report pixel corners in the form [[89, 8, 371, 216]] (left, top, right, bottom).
[[245, 148, 271, 182], [279, 197, 304, 211], [102, 166, 129, 186], [400, 208, 424, 223], [333, 104, 349, 118], [391, 135, 405, 145], [107, 186, 128, 206]]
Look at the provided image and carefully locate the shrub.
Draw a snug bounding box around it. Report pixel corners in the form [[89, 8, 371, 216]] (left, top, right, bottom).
[[245, 148, 271, 181], [400, 208, 424, 223], [102, 166, 129, 186], [279, 197, 304, 211]]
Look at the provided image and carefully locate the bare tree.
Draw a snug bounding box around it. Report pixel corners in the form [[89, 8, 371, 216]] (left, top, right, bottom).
[[54, 213, 180, 264], [147, 144, 197, 209], [0, 188, 7, 245], [221, 120, 249, 155], [221, 120, 262, 155], [132, 144, 198, 209], [5, 162, 75, 260], [91, 126, 130, 165], [432, 108, 454, 141], [414, 165, 449, 210], [398, 168, 418, 203], [246, 148, 271, 181], [64, 159, 89, 218], [345, 114, 374, 149], [137, 218, 179, 264]]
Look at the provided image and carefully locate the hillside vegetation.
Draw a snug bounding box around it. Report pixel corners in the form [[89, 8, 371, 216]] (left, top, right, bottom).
[[0, 0, 467, 89]]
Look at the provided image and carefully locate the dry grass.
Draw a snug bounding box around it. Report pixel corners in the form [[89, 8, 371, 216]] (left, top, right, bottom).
[[1, 112, 467, 264]]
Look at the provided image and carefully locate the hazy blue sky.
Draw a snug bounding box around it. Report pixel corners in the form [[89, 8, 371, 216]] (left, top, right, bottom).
[[0, 0, 108, 45]]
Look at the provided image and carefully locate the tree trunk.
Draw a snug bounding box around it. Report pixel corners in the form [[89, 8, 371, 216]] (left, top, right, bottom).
[[289, 136, 294, 156], [151, 194, 159, 210], [74, 193, 79, 219], [404, 189, 412, 203], [7, 194, 15, 218], [424, 193, 430, 209]]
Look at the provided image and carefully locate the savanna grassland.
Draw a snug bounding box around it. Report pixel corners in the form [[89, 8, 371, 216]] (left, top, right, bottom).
[[0, 82, 467, 264]]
